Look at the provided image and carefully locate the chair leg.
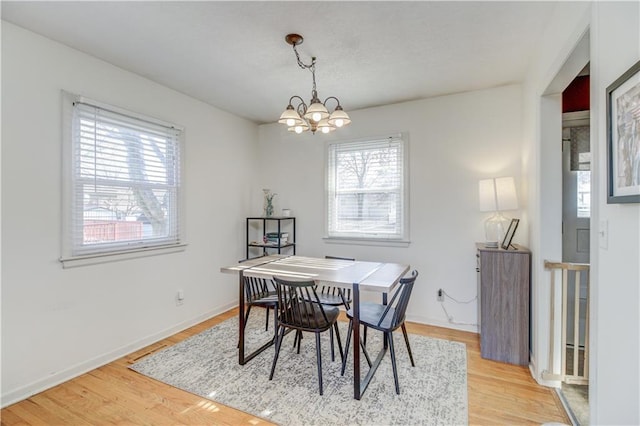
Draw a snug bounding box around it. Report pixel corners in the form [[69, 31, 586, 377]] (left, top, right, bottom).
[[401, 323, 415, 367], [363, 325, 367, 346], [269, 326, 286, 381], [360, 336, 372, 368], [297, 330, 302, 354], [243, 305, 252, 330], [272, 306, 279, 342], [329, 326, 335, 362], [265, 307, 270, 331], [341, 320, 372, 377], [315, 332, 324, 395], [333, 322, 344, 363], [387, 332, 400, 394], [341, 320, 353, 376]]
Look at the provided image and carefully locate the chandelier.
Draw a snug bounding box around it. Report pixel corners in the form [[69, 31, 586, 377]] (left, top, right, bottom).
[[278, 34, 351, 134]]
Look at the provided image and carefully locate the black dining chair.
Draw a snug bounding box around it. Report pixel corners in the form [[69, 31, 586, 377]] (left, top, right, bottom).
[[270, 276, 343, 395], [340, 270, 418, 394], [236, 258, 279, 347], [242, 275, 278, 337]]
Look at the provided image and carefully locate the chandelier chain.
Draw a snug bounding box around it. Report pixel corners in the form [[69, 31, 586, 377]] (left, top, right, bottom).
[[292, 43, 317, 95]]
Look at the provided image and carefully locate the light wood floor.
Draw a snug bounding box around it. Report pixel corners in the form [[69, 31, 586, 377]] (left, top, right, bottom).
[[1, 308, 570, 425]]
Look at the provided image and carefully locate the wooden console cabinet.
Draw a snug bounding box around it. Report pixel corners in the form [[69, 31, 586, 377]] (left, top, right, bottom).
[[476, 243, 530, 366]]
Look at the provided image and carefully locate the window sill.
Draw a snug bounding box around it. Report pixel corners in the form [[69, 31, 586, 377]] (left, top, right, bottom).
[[323, 236, 410, 248], [60, 243, 187, 268]]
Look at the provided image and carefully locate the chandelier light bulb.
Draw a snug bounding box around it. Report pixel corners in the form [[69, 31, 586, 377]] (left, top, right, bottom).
[[312, 112, 322, 122], [334, 118, 344, 127], [294, 125, 304, 134], [321, 126, 331, 134], [286, 118, 296, 126]]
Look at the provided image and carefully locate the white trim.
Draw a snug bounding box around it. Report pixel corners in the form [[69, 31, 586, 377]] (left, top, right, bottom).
[[75, 95, 184, 132], [324, 132, 410, 243], [60, 90, 186, 264], [323, 236, 410, 248], [60, 243, 187, 268]]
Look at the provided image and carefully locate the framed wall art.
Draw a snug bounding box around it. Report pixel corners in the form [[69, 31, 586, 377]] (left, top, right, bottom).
[[607, 60, 640, 203]]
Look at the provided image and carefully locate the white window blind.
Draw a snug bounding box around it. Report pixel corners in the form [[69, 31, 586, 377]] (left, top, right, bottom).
[[327, 136, 408, 241], [69, 100, 182, 256]]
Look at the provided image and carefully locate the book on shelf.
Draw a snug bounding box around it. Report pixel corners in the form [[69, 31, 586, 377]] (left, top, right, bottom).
[[266, 232, 289, 238]]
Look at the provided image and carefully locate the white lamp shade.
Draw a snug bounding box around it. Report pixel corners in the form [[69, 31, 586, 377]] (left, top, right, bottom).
[[288, 121, 309, 133], [278, 107, 303, 126], [478, 179, 497, 212], [328, 108, 351, 127], [303, 102, 329, 122], [317, 119, 335, 133], [495, 177, 518, 210]]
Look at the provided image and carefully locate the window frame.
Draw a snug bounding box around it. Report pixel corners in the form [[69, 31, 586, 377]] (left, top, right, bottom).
[[324, 134, 410, 247], [60, 91, 186, 268]]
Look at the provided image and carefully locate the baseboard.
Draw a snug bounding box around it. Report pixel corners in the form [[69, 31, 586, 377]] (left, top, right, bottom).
[[406, 313, 479, 334], [1, 301, 237, 408], [529, 353, 562, 388]]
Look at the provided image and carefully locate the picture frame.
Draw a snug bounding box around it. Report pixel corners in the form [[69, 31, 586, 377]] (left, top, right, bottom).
[[501, 218, 519, 250], [607, 60, 640, 204]]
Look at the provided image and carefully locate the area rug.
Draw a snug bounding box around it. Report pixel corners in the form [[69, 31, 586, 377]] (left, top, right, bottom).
[[130, 311, 468, 425]]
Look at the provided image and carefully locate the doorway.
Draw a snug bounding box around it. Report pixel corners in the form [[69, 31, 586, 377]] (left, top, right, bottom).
[[560, 75, 591, 426]]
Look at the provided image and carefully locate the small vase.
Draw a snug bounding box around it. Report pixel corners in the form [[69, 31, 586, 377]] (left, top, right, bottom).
[[263, 189, 275, 217]]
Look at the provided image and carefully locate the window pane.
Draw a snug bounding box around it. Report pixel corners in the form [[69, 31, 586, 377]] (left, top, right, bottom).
[[577, 170, 590, 218], [327, 137, 407, 240], [71, 101, 181, 255]]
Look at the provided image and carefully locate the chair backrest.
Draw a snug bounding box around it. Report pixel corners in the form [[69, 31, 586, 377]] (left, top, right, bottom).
[[273, 276, 331, 330], [243, 275, 273, 301], [377, 270, 418, 329]]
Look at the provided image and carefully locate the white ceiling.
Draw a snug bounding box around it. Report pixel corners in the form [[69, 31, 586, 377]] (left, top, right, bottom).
[[1, 1, 559, 124]]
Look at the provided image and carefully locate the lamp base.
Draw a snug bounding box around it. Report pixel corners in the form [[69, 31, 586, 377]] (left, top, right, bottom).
[[484, 212, 510, 248]]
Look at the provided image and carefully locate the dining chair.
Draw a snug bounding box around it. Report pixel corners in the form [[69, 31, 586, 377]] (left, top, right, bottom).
[[237, 258, 279, 345], [270, 276, 343, 395], [340, 270, 418, 394], [294, 256, 354, 356]]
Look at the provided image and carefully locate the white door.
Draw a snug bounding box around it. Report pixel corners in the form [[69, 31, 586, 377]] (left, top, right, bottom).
[[562, 112, 590, 347]]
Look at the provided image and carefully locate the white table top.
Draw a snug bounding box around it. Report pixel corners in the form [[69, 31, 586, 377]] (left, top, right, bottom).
[[220, 255, 410, 292]]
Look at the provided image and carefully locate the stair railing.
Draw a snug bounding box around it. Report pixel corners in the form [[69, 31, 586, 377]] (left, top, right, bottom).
[[542, 260, 590, 385]]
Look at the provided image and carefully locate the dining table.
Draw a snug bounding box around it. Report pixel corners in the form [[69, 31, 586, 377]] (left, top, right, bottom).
[[220, 254, 410, 400]]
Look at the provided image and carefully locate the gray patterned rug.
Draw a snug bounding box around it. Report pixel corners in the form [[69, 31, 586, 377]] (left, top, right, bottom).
[[130, 311, 468, 425]]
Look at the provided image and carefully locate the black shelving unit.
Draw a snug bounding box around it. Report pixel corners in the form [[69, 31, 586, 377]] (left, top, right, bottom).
[[246, 217, 296, 259]]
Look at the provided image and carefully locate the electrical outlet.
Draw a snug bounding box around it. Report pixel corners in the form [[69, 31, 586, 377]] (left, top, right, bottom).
[[437, 289, 444, 302]]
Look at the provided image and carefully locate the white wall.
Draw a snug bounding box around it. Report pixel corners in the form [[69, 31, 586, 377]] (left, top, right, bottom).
[[522, 1, 639, 423], [258, 85, 524, 331], [590, 2, 640, 424], [1, 22, 257, 405]]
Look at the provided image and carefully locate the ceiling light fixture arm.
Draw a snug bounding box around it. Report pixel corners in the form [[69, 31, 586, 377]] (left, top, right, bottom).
[[323, 96, 342, 109], [288, 95, 308, 116]]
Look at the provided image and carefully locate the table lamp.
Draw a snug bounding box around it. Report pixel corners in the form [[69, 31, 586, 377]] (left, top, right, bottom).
[[479, 177, 518, 247]]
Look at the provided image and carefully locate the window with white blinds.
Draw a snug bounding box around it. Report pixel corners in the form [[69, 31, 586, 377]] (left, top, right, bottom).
[[67, 99, 183, 257], [327, 136, 408, 241]]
